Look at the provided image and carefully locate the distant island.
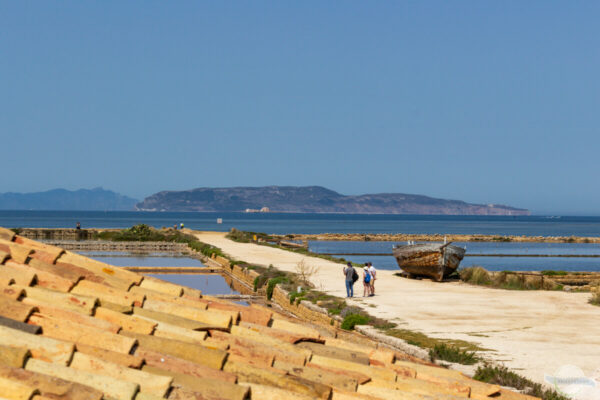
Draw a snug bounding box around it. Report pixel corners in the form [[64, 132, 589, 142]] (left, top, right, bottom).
[[136, 186, 530, 215], [0, 188, 138, 211]]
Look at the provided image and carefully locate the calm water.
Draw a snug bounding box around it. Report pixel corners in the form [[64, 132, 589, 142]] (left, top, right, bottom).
[[2, 210, 600, 236], [147, 273, 239, 295], [79, 252, 205, 267], [85, 252, 238, 294], [309, 241, 600, 272]]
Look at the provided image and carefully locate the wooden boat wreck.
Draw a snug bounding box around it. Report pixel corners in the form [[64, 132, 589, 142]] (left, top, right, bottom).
[[393, 242, 466, 281]]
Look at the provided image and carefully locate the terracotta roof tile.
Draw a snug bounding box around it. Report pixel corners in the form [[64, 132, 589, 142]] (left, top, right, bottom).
[[132, 306, 211, 331], [0, 263, 37, 286], [0, 345, 31, 368], [0, 239, 34, 264], [71, 280, 144, 307], [25, 358, 139, 400], [0, 250, 10, 264], [139, 276, 184, 297], [70, 352, 173, 397], [297, 341, 371, 365], [0, 227, 16, 241], [142, 299, 232, 329], [14, 285, 97, 315], [0, 294, 36, 322], [135, 347, 237, 384], [142, 365, 249, 400], [94, 306, 156, 335], [224, 358, 332, 399], [120, 331, 227, 370], [0, 375, 40, 399], [28, 312, 136, 354], [23, 301, 120, 333], [75, 344, 144, 369], [26, 258, 83, 282], [0, 285, 25, 300], [5, 260, 75, 292], [0, 364, 104, 400], [0, 325, 74, 365]]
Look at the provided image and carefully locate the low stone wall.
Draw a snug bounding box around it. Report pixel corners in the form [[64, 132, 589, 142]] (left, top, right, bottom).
[[209, 254, 339, 329], [272, 286, 341, 329], [16, 228, 101, 241], [45, 240, 190, 253]]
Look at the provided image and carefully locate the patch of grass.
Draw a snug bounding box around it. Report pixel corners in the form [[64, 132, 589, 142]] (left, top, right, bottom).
[[10, 228, 22, 234], [430, 344, 478, 365], [226, 228, 275, 243], [492, 236, 512, 242], [541, 270, 568, 276], [383, 328, 485, 354], [459, 267, 492, 285], [474, 365, 569, 400], [460, 267, 561, 290], [341, 314, 370, 330]]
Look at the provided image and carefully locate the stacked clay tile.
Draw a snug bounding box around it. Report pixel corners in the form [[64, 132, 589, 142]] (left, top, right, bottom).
[[0, 227, 539, 400]]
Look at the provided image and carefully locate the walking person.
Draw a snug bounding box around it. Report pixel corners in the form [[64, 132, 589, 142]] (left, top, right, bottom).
[[368, 262, 377, 296], [363, 265, 372, 297], [343, 262, 357, 297]]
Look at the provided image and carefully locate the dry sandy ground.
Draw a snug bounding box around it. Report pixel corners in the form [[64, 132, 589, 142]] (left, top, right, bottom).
[[193, 231, 600, 385]]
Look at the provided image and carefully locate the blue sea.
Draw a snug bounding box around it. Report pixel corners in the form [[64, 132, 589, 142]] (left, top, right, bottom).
[[2, 211, 600, 236], [2, 211, 600, 271]]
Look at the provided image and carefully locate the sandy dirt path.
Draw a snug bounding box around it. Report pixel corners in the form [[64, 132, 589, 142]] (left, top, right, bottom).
[[193, 231, 600, 385]]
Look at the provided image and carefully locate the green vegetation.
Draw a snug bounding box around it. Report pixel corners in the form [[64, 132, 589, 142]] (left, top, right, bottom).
[[459, 266, 561, 290], [492, 236, 512, 242], [541, 270, 568, 276], [474, 365, 569, 400], [341, 314, 370, 330], [266, 276, 289, 300], [226, 229, 275, 243], [95, 224, 225, 259], [429, 344, 478, 365], [383, 328, 484, 353], [10, 228, 22, 234]]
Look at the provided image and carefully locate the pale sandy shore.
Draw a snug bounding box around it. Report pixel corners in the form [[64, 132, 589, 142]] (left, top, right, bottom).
[[192, 230, 600, 385]]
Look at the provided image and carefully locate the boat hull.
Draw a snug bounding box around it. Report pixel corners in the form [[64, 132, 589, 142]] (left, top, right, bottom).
[[393, 243, 465, 281]]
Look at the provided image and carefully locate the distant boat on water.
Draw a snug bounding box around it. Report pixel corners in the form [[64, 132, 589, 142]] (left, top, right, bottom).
[[393, 242, 466, 281]]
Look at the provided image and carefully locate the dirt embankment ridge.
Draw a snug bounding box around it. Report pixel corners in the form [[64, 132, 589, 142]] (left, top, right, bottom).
[[283, 233, 600, 243]]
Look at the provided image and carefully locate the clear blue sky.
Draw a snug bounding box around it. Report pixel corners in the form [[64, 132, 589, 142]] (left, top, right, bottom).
[[1, 2, 598, 215]]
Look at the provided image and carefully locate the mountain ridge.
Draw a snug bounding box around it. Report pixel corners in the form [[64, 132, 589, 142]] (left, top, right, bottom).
[[0, 188, 138, 211], [136, 186, 530, 215]]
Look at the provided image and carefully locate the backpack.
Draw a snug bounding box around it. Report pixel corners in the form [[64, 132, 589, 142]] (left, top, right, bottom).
[[364, 272, 371, 283], [352, 268, 359, 283]]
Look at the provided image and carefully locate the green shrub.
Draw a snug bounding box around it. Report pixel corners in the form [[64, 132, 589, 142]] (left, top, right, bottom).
[[253, 277, 259, 292], [289, 290, 306, 305], [474, 365, 569, 400], [266, 277, 289, 300], [430, 344, 478, 365], [541, 270, 568, 276], [341, 314, 369, 330]]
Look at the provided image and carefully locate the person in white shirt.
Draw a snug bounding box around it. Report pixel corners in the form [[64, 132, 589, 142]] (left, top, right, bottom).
[[368, 262, 377, 296]]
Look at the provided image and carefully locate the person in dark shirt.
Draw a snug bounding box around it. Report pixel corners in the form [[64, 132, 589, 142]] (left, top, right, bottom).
[[343, 262, 356, 297]]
